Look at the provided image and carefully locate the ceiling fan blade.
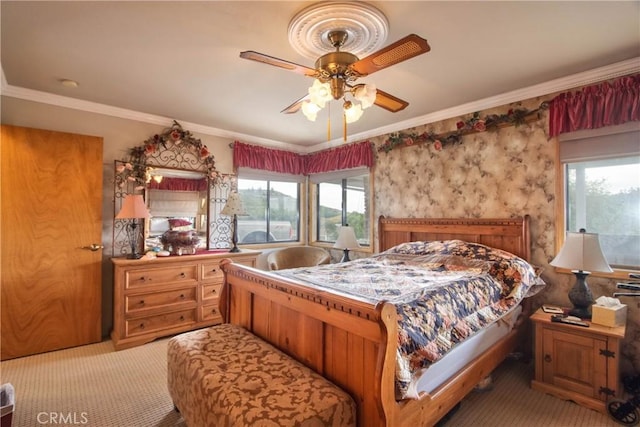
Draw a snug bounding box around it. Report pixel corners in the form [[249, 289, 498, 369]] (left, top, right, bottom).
[[351, 34, 431, 76], [373, 89, 409, 112], [240, 51, 317, 77], [281, 94, 310, 114]]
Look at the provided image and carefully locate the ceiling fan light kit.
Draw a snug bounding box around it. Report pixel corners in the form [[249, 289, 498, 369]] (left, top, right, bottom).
[[240, 1, 431, 141]]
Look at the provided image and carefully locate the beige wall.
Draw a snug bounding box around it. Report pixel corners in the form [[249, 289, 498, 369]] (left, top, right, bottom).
[[2, 93, 637, 374]]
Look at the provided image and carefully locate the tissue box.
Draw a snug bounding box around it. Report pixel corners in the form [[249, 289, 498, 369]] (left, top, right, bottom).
[[591, 304, 627, 327]]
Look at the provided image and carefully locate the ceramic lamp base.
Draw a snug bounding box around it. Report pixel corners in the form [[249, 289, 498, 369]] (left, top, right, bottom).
[[568, 271, 593, 319]]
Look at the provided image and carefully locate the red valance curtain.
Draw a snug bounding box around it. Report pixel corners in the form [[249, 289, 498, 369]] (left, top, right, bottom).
[[303, 141, 374, 174], [549, 73, 640, 138], [233, 141, 306, 175], [233, 140, 374, 175], [147, 177, 208, 191]]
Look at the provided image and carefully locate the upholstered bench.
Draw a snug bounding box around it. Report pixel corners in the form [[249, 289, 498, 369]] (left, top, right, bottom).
[[167, 324, 356, 427]]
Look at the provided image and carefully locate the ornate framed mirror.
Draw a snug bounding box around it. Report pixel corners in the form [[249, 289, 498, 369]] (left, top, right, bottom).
[[113, 121, 235, 257]]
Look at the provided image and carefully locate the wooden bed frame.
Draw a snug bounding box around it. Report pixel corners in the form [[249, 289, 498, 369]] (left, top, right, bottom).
[[220, 216, 531, 427]]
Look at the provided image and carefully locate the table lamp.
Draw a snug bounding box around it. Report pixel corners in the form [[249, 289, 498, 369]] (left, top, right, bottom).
[[333, 225, 360, 262], [220, 192, 247, 253], [550, 229, 613, 318], [116, 194, 151, 259]]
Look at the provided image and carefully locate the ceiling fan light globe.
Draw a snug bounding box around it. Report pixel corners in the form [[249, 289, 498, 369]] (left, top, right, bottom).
[[355, 83, 377, 109], [301, 100, 320, 121], [344, 102, 363, 123], [308, 79, 332, 108]]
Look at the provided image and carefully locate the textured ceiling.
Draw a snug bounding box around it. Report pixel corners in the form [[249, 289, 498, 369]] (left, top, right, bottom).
[[1, 1, 639, 149]]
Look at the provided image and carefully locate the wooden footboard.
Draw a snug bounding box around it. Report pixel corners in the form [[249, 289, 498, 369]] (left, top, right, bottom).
[[221, 216, 532, 427], [220, 261, 396, 426], [221, 260, 528, 427]]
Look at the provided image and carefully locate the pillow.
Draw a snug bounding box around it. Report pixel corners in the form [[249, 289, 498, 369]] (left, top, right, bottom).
[[524, 264, 548, 297], [413, 253, 492, 273], [168, 218, 192, 228]]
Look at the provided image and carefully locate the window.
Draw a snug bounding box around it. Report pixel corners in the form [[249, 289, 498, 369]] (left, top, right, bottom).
[[313, 170, 371, 247], [237, 178, 300, 244], [565, 157, 640, 269], [559, 125, 640, 272]]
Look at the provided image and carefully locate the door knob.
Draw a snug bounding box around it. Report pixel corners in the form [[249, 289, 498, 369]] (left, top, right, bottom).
[[81, 244, 104, 252]]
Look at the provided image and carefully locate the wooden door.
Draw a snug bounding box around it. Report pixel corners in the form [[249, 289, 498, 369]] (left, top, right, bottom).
[[1, 125, 103, 360]]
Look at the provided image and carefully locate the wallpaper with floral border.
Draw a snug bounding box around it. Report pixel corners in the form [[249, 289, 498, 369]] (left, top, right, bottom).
[[369, 95, 639, 375]]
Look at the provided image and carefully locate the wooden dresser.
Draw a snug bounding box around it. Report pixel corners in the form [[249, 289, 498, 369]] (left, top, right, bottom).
[[111, 250, 260, 350]]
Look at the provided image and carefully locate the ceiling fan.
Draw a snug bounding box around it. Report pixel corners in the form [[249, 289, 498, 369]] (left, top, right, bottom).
[[239, 29, 431, 118]]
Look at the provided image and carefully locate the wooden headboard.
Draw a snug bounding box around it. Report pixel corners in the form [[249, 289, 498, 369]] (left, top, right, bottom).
[[378, 216, 531, 261]]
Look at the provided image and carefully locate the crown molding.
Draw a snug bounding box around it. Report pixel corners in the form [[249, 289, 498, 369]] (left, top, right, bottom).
[[2, 57, 639, 154], [0, 69, 295, 152], [310, 56, 640, 151]]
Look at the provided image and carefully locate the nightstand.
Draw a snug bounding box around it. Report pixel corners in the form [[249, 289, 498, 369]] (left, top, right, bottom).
[[530, 308, 626, 414]]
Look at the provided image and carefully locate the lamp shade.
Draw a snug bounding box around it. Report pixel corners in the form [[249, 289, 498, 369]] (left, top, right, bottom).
[[333, 226, 360, 250], [116, 194, 150, 219], [220, 192, 247, 216], [550, 230, 613, 273]]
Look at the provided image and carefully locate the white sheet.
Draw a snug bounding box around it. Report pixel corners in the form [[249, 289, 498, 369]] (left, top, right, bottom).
[[405, 305, 522, 399]]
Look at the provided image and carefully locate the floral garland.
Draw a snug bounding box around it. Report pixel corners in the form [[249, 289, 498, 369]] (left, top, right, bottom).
[[115, 120, 219, 189], [378, 102, 548, 153]]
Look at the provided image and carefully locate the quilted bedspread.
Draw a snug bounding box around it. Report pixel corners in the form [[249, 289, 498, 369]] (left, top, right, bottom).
[[276, 240, 541, 399]]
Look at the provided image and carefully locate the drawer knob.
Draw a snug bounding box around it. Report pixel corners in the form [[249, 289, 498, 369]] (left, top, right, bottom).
[[211, 268, 217, 273], [544, 354, 552, 363], [139, 300, 145, 305], [139, 323, 145, 329], [179, 272, 186, 278], [179, 315, 185, 321], [212, 308, 217, 314], [139, 276, 146, 281], [211, 289, 217, 295], [180, 294, 185, 299]]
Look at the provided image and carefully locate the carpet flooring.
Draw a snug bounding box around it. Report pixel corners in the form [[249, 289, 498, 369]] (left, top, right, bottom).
[[0, 336, 623, 426]]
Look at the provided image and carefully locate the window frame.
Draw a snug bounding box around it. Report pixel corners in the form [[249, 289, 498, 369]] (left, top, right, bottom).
[[308, 169, 374, 254], [236, 175, 305, 249], [554, 124, 640, 280]]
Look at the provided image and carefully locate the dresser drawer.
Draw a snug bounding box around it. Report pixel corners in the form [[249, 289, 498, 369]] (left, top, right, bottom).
[[125, 265, 198, 289], [126, 309, 196, 336], [201, 262, 224, 281], [126, 287, 197, 314], [201, 283, 223, 302], [200, 304, 223, 323]]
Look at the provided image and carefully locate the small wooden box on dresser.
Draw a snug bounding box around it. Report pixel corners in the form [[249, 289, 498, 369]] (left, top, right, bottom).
[[530, 308, 626, 413], [111, 250, 260, 350]]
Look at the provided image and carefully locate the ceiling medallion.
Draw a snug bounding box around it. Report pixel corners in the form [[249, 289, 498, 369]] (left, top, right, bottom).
[[287, 2, 389, 60]]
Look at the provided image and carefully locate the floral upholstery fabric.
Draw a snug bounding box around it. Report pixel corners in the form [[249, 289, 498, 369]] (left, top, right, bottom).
[[276, 240, 541, 399], [167, 324, 356, 427]]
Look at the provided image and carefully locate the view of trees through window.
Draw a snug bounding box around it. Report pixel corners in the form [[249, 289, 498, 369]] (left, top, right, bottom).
[[236, 179, 299, 244], [566, 156, 640, 268], [317, 175, 370, 246]]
